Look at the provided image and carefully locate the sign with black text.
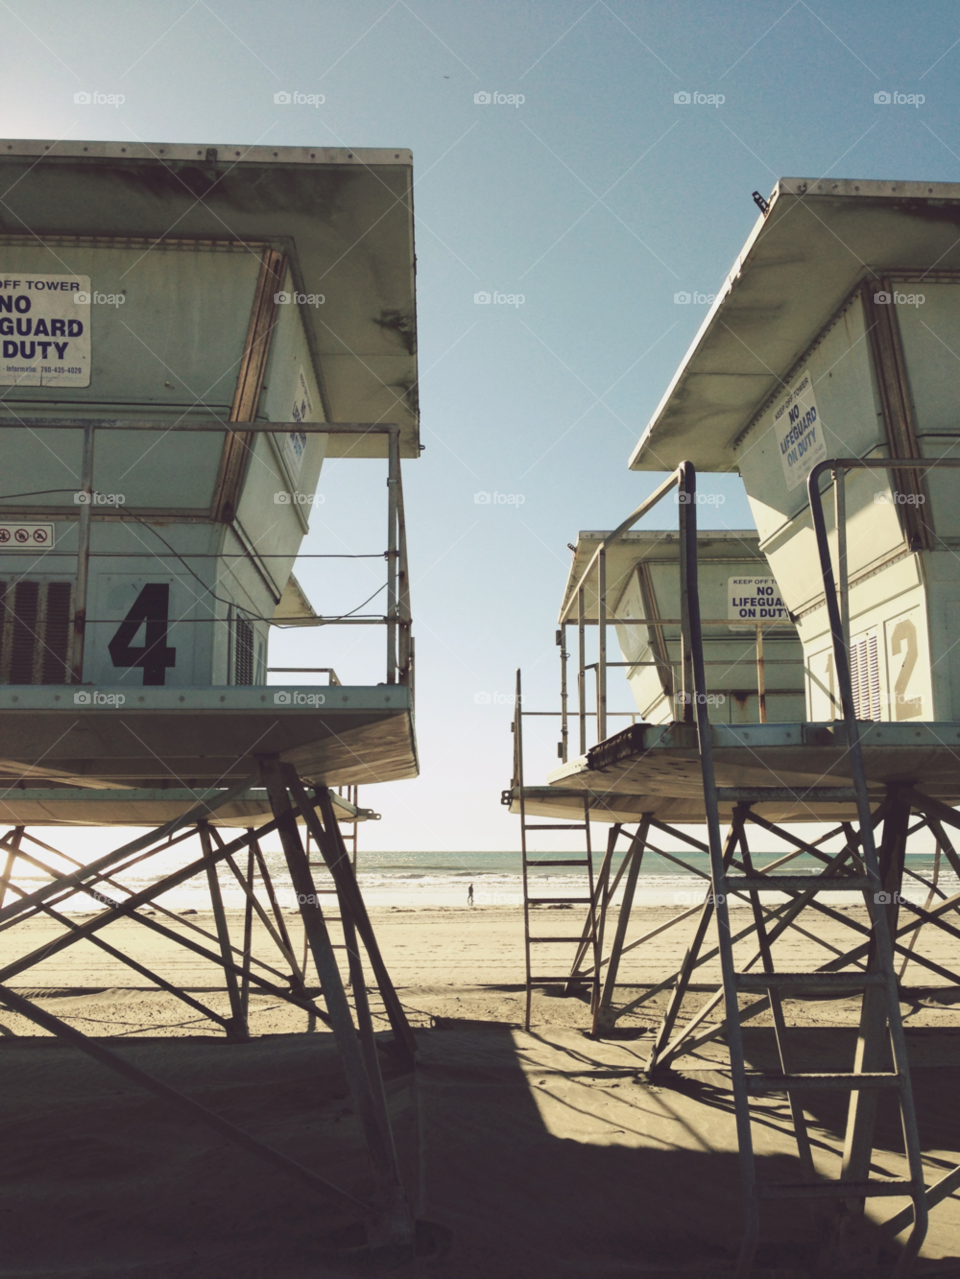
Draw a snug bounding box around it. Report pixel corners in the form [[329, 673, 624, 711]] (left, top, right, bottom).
[[0, 274, 91, 387]]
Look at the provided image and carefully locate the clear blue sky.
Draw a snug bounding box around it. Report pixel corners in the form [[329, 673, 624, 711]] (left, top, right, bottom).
[[4, 1, 958, 849]]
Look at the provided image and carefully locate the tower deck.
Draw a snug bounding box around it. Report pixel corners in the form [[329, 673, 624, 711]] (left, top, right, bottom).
[[506, 719, 960, 824]]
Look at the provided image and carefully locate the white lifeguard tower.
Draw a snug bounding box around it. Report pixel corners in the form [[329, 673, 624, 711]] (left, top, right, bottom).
[[631, 178, 960, 727], [560, 529, 803, 730], [0, 140, 426, 1259], [506, 181, 960, 1275]]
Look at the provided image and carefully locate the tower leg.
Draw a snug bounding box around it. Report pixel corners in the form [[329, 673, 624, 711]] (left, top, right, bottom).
[[261, 758, 414, 1249], [593, 818, 650, 1034]]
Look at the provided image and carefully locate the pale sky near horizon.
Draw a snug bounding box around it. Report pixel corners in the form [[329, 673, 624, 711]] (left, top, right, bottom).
[[2, 0, 959, 851]]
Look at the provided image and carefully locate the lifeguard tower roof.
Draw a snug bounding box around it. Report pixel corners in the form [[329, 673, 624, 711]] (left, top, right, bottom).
[[629, 177, 960, 473], [0, 139, 418, 458]]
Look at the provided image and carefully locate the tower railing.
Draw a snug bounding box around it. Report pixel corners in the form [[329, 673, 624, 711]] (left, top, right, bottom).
[[0, 418, 413, 691]]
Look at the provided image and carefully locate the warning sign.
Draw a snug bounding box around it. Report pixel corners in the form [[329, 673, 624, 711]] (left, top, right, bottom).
[[0, 523, 55, 549], [773, 369, 825, 491], [728, 577, 789, 629], [0, 274, 91, 387]]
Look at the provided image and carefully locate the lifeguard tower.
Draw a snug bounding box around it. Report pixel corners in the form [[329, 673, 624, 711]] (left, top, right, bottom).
[[506, 181, 960, 1275], [0, 140, 423, 1257]]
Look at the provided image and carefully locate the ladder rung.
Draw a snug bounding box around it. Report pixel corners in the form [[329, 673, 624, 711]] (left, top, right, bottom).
[[717, 787, 859, 802], [528, 898, 592, 905], [527, 859, 591, 867], [726, 876, 873, 894], [529, 936, 589, 943], [757, 1178, 915, 1200], [747, 1072, 901, 1093], [736, 971, 885, 990], [524, 823, 588, 831]]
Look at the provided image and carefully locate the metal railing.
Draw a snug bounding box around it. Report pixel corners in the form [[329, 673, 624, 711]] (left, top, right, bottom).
[[557, 470, 794, 758], [0, 419, 413, 691]]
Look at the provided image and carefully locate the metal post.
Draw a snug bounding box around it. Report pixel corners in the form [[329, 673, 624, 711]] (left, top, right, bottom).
[[755, 624, 767, 724], [678, 484, 693, 723], [516, 669, 534, 1030], [836, 787, 912, 1267], [198, 823, 248, 1041], [589, 824, 619, 987], [834, 467, 850, 653], [386, 425, 399, 685], [578, 586, 587, 755], [290, 775, 417, 1064], [395, 461, 411, 686], [240, 841, 255, 1021], [558, 626, 569, 763], [679, 463, 759, 1274], [808, 459, 928, 1272], [598, 547, 607, 743], [260, 758, 413, 1248], [69, 422, 94, 683], [594, 818, 650, 1033], [0, 827, 22, 910], [250, 834, 307, 997]]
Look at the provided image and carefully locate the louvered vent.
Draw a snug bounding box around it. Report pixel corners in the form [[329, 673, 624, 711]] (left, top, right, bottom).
[[235, 615, 254, 686], [850, 633, 881, 721], [0, 580, 73, 684]]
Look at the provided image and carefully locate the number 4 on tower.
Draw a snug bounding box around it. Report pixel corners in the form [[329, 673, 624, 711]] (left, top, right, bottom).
[[107, 583, 177, 686]]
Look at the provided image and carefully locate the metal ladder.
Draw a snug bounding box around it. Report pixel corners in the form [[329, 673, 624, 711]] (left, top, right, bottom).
[[513, 669, 600, 1031], [674, 461, 927, 1276]]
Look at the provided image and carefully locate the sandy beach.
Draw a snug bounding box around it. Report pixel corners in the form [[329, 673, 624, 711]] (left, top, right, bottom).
[[0, 903, 958, 1275]]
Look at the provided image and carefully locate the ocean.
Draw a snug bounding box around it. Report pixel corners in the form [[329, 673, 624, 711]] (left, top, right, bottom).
[[20, 843, 955, 914]]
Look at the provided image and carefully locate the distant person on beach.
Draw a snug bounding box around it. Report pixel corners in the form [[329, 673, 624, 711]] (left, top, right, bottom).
[[467, 883, 474, 907]]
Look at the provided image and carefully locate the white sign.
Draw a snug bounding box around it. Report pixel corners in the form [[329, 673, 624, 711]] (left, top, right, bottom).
[[0, 274, 90, 387], [773, 369, 825, 491], [0, 522, 55, 549], [283, 366, 315, 482], [728, 577, 789, 629]]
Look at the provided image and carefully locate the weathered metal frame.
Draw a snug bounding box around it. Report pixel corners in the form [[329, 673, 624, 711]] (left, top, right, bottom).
[[0, 763, 418, 1249], [517, 458, 960, 1274]]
